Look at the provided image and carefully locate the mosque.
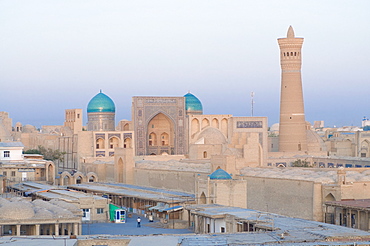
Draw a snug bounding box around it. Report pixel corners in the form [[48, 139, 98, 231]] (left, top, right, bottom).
[[1, 82, 268, 182], [5, 26, 370, 227], [75, 89, 267, 181]]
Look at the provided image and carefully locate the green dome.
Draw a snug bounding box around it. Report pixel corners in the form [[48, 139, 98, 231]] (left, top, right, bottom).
[[209, 169, 232, 180], [184, 92, 203, 113], [87, 91, 115, 113]]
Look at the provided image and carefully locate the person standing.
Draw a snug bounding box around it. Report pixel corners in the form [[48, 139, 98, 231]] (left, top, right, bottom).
[[137, 217, 141, 227]]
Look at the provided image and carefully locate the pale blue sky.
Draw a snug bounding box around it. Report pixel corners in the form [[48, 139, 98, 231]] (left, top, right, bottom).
[[1, 0, 369, 127]]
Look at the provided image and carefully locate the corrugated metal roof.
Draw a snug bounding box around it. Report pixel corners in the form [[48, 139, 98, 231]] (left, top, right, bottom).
[[0, 142, 24, 147]]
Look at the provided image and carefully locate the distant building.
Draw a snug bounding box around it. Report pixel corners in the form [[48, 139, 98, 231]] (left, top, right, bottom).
[[11, 182, 109, 223], [185, 203, 370, 244], [273, 27, 326, 157], [87, 90, 116, 131], [0, 142, 55, 186], [325, 199, 370, 231], [278, 26, 307, 152], [0, 197, 81, 236], [362, 116, 370, 128], [196, 168, 247, 208], [314, 121, 325, 129]]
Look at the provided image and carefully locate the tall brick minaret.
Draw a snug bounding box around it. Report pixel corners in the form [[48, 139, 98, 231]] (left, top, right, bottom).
[[278, 26, 307, 152]]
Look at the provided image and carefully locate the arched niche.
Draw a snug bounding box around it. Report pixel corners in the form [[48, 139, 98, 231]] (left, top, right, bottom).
[[147, 113, 174, 147], [221, 118, 228, 137], [200, 192, 206, 204], [124, 138, 132, 148], [109, 137, 120, 149], [325, 193, 336, 202], [202, 118, 210, 129], [191, 118, 200, 136], [212, 118, 219, 129], [96, 138, 105, 149]]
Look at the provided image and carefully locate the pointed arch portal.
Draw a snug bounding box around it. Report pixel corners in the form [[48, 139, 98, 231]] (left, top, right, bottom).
[[147, 113, 174, 155]]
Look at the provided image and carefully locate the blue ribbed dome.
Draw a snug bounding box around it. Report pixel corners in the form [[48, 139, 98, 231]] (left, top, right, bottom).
[[209, 169, 232, 180], [184, 92, 203, 113], [87, 91, 115, 113]]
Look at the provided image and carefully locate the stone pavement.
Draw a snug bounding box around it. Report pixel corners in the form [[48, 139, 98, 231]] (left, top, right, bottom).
[[82, 213, 192, 236]]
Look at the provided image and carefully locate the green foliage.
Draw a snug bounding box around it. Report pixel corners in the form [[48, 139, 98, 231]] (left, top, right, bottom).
[[23, 149, 41, 154], [24, 146, 66, 162], [292, 159, 312, 167]]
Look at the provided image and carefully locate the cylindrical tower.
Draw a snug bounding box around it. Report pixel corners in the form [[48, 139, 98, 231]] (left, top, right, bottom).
[[87, 90, 116, 131], [278, 26, 307, 152]]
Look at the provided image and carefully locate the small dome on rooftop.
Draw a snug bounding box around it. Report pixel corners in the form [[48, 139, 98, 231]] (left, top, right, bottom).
[[87, 90, 115, 113], [184, 92, 203, 114], [198, 127, 227, 145], [209, 168, 232, 180]]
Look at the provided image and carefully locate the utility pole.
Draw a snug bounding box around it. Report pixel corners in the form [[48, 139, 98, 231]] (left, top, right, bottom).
[[251, 92, 255, 117]]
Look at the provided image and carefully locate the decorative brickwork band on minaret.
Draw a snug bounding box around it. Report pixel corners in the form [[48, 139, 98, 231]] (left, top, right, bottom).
[[278, 26, 307, 152]]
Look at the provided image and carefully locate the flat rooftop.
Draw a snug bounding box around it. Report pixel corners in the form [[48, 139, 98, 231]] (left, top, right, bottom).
[[68, 182, 195, 203], [326, 199, 370, 210], [239, 167, 370, 183], [185, 204, 370, 244], [135, 159, 211, 173], [11, 182, 107, 202]]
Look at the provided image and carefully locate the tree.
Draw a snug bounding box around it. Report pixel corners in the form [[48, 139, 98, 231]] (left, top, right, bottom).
[[23, 149, 41, 154], [292, 159, 313, 167], [24, 146, 66, 162]]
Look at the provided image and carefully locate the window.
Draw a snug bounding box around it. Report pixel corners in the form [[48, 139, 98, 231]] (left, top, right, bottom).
[[77, 114, 80, 119], [3, 172, 6, 176], [82, 208, 90, 218], [361, 153, 366, 157], [11, 171, 16, 177], [221, 227, 225, 233], [4, 151, 10, 158], [97, 208, 104, 214]]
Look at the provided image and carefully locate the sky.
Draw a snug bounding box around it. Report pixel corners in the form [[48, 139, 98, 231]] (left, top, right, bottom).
[[1, 0, 370, 128]]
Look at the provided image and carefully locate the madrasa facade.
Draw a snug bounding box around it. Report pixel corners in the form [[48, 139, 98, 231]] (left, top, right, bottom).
[[6, 90, 268, 183]]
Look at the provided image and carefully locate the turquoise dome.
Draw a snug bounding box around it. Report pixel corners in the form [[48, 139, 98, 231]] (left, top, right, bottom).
[[87, 91, 115, 113], [184, 92, 203, 113], [209, 169, 232, 180]]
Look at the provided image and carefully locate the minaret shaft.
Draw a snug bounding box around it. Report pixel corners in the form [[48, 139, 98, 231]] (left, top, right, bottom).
[[278, 26, 307, 152]]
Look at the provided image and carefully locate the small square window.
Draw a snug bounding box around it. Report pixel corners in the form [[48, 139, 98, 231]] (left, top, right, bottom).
[[97, 208, 104, 214], [3, 172, 7, 176], [11, 171, 16, 177], [4, 151, 10, 158]]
